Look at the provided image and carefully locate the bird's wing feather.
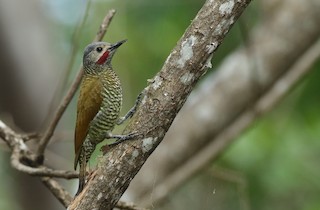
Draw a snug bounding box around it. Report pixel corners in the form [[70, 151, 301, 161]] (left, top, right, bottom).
[[74, 76, 102, 169]]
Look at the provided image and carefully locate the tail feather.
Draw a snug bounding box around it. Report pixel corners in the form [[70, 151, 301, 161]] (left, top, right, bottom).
[[75, 157, 87, 196]]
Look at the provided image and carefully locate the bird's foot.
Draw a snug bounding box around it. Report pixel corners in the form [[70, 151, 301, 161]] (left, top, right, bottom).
[[106, 131, 142, 146], [101, 131, 142, 154]]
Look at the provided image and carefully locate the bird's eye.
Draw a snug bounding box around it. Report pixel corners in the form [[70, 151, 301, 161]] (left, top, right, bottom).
[[96, 47, 103, 52]]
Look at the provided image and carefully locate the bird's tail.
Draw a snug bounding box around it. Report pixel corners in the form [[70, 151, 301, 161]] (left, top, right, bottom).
[[75, 158, 87, 196]]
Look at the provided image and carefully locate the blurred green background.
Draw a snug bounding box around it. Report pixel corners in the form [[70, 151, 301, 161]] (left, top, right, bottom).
[[0, 0, 319, 210]]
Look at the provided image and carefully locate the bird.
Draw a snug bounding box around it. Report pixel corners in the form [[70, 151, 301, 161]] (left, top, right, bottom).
[[74, 40, 140, 195]]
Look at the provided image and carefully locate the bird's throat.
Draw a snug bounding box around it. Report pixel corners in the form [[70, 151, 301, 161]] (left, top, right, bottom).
[[97, 51, 110, 65]]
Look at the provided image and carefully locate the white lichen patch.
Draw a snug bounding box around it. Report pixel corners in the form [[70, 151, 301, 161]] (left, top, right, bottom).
[[97, 192, 103, 200], [219, 0, 235, 15], [132, 149, 139, 158], [164, 53, 173, 65], [203, 42, 218, 69], [204, 54, 213, 69], [228, 16, 235, 30], [128, 149, 140, 165], [116, 164, 121, 170], [205, 42, 218, 54], [177, 35, 197, 68], [141, 93, 148, 105], [0, 120, 5, 128], [19, 139, 28, 150], [151, 76, 163, 90], [214, 17, 235, 35], [142, 137, 154, 153], [180, 72, 194, 85]]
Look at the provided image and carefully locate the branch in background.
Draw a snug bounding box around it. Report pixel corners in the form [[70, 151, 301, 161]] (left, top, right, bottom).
[[36, 9, 117, 158], [63, 0, 93, 85], [126, 0, 320, 204], [139, 36, 320, 206], [1, 121, 76, 179], [41, 177, 73, 208], [93, 9, 116, 42], [0, 120, 76, 203], [11, 156, 78, 179], [42, 174, 148, 210], [69, 0, 252, 209]]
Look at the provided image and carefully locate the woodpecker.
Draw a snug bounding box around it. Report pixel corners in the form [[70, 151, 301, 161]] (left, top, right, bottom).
[[74, 40, 140, 195]]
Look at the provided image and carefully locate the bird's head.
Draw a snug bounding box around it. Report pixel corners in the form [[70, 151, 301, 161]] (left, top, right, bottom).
[[83, 40, 126, 74]]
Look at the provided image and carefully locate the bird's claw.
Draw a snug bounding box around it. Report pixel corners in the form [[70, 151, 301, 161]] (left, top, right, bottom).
[[116, 131, 139, 142], [108, 131, 141, 146]]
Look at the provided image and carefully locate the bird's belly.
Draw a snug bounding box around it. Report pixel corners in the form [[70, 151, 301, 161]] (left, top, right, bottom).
[[88, 104, 121, 144]]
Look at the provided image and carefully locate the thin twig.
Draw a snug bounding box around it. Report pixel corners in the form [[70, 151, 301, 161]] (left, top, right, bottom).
[[93, 9, 116, 42], [37, 9, 117, 157], [41, 177, 73, 208], [63, 0, 93, 87], [11, 157, 78, 179]]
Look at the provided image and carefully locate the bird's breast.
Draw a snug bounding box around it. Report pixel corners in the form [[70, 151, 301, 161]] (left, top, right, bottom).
[[87, 70, 123, 142]]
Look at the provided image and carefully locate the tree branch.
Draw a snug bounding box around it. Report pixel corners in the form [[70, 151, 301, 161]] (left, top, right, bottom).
[[68, 0, 252, 209], [36, 9, 117, 158]]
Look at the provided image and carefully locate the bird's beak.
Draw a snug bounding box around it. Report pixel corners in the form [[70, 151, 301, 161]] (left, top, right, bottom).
[[110, 39, 127, 51]]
